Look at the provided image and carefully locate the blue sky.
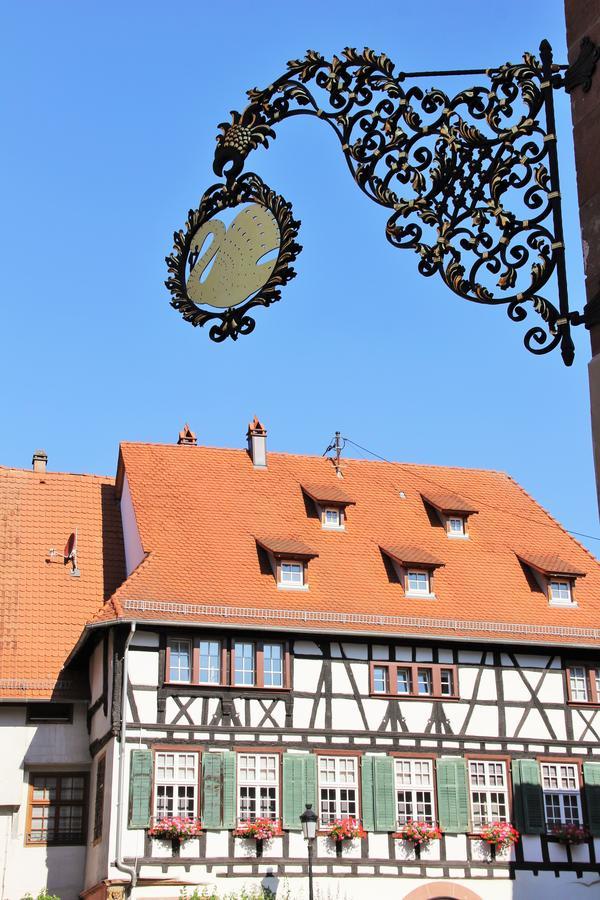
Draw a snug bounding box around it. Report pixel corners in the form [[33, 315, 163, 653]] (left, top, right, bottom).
[[2, 0, 598, 552]]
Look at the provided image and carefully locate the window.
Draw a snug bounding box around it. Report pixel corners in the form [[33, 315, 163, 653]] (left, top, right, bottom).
[[27, 773, 87, 845], [468, 760, 509, 829], [373, 665, 389, 693], [238, 753, 279, 822], [93, 756, 105, 842], [234, 642, 256, 686], [395, 758, 435, 825], [318, 756, 359, 825], [448, 517, 465, 536], [279, 562, 304, 586], [198, 640, 221, 684], [169, 639, 192, 682], [541, 763, 582, 828], [26, 703, 73, 724], [550, 580, 573, 605], [154, 752, 198, 819], [232, 641, 288, 688], [323, 508, 342, 529], [370, 662, 458, 699], [407, 571, 431, 594], [566, 664, 600, 704]]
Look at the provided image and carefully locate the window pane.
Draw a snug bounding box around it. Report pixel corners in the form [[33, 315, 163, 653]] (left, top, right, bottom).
[[373, 666, 389, 693], [281, 563, 303, 585], [199, 640, 220, 684], [440, 669, 454, 696], [417, 669, 432, 695], [169, 640, 191, 681], [570, 666, 589, 701], [234, 642, 255, 685], [264, 643, 283, 687], [325, 508, 341, 526], [449, 517, 464, 534], [397, 669, 411, 694], [237, 754, 279, 822], [408, 571, 429, 593], [550, 580, 571, 602]]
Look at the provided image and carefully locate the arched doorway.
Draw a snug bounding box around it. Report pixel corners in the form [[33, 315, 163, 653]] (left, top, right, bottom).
[[403, 883, 483, 900]]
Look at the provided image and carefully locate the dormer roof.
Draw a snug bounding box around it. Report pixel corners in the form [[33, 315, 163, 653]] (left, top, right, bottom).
[[516, 551, 587, 578], [420, 489, 478, 515], [301, 483, 355, 507], [380, 544, 445, 569], [255, 536, 319, 560]]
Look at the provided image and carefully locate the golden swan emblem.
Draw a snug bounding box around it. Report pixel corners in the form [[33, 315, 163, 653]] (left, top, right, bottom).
[[186, 203, 280, 309]]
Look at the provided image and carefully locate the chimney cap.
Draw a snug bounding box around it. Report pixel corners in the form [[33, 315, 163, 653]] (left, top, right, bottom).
[[177, 423, 197, 446], [32, 449, 48, 474], [32, 449, 48, 460], [247, 416, 267, 436]]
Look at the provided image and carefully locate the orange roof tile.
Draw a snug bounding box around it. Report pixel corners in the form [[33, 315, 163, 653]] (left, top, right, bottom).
[[380, 544, 445, 568], [90, 442, 600, 647], [421, 490, 478, 514], [301, 483, 356, 506], [255, 536, 318, 558], [0, 466, 125, 699]]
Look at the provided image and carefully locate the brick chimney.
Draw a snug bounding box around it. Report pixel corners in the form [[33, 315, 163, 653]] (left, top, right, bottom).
[[177, 423, 197, 446], [247, 417, 267, 468], [32, 449, 47, 474]]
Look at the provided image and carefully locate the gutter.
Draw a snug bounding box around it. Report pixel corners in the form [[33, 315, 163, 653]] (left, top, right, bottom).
[[114, 622, 137, 892]]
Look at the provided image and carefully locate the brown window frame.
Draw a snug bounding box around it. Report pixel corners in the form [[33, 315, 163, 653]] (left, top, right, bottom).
[[166, 636, 226, 686], [93, 755, 106, 843], [231, 639, 291, 690], [565, 663, 600, 706], [26, 771, 88, 847], [369, 661, 459, 699]]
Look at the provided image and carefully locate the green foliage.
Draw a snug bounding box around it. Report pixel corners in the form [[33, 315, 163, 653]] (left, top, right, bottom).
[[179, 886, 279, 900], [22, 891, 61, 900]]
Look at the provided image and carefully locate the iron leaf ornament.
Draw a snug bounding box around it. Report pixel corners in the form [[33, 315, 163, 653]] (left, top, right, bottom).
[[203, 40, 584, 363]]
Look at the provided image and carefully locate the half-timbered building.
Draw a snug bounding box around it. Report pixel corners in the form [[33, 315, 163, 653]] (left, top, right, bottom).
[[2, 423, 600, 900]]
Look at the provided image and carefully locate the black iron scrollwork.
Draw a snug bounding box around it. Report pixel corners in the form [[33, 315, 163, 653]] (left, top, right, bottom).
[[212, 40, 580, 363]]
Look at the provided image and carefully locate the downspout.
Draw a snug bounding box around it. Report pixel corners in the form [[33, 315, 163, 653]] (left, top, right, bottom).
[[115, 622, 137, 891]]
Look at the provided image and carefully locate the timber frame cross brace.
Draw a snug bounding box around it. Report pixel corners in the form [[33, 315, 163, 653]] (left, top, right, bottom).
[[166, 37, 599, 363]]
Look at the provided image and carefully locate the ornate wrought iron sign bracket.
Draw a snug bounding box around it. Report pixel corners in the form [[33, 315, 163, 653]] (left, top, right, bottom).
[[166, 38, 599, 363]]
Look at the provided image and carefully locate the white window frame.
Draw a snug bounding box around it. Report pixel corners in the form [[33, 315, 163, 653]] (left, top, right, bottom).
[[549, 579, 573, 606], [569, 666, 589, 703], [406, 569, 432, 596], [541, 763, 583, 828], [234, 641, 256, 686], [395, 758, 435, 825], [263, 642, 284, 688], [154, 751, 198, 819], [198, 639, 221, 685], [168, 638, 192, 683], [278, 560, 306, 589], [447, 516, 466, 537], [318, 755, 359, 825], [237, 753, 279, 824], [468, 760, 509, 830], [373, 665, 389, 693], [322, 507, 344, 530]]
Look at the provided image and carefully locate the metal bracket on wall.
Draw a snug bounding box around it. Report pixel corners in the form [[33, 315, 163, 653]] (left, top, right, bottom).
[[167, 38, 599, 363]]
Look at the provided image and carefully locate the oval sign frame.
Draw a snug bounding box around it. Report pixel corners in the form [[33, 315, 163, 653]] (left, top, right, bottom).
[[166, 173, 301, 342]]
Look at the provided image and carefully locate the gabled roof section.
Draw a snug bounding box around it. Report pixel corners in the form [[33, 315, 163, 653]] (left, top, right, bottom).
[[421, 489, 478, 515], [516, 551, 587, 578], [255, 536, 318, 559], [89, 442, 600, 647], [301, 483, 355, 506], [0, 465, 125, 699], [380, 544, 445, 569]]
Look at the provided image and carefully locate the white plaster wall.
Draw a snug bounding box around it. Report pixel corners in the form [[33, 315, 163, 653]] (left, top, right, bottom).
[[121, 473, 145, 575], [128, 650, 159, 686], [293, 658, 322, 692]]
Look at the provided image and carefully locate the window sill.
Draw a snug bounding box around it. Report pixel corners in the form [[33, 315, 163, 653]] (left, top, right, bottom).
[[322, 525, 345, 532], [277, 583, 309, 590], [405, 592, 436, 599], [370, 692, 459, 701], [447, 534, 469, 541]]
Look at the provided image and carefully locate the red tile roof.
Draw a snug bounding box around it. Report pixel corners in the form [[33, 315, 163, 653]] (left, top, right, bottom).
[[90, 442, 600, 647], [421, 490, 478, 514], [516, 551, 587, 578], [255, 536, 318, 558], [0, 466, 125, 699], [301, 483, 356, 506], [380, 544, 445, 568]]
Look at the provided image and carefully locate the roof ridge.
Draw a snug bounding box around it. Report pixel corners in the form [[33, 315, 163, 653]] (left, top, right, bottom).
[[93, 552, 155, 622], [0, 465, 115, 482]]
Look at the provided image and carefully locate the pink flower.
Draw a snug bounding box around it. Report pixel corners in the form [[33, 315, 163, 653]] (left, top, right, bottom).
[[234, 819, 281, 842], [399, 821, 442, 846], [326, 818, 366, 842], [479, 822, 519, 851]]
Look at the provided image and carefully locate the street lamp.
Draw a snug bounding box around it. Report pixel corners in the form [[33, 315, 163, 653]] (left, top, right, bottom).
[[300, 803, 318, 900]]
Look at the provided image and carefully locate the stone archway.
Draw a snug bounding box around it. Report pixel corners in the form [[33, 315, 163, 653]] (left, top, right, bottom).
[[403, 883, 483, 900]]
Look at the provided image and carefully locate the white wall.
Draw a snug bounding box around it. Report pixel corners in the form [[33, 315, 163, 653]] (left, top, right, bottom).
[[120, 473, 145, 575]]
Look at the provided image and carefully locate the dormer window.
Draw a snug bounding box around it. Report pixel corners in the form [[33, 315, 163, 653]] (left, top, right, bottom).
[[420, 491, 477, 539], [407, 570, 431, 595], [380, 544, 444, 599], [516, 552, 585, 608], [255, 536, 318, 590], [301, 483, 354, 531], [280, 561, 304, 586]]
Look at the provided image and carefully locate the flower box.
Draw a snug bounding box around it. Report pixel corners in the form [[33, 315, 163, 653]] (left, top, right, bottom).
[[148, 817, 202, 855], [479, 821, 519, 860], [326, 818, 366, 857], [551, 823, 588, 845], [233, 819, 282, 857], [399, 821, 442, 858]]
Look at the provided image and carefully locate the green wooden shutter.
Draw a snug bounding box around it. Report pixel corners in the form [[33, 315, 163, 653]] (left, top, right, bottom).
[[202, 752, 224, 829], [374, 756, 396, 831], [583, 762, 600, 836], [222, 750, 237, 829], [283, 753, 316, 830], [361, 756, 375, 832], [512, 759, 544, 834], [128, 749, 152, 829], [436, 758, 469, 833]]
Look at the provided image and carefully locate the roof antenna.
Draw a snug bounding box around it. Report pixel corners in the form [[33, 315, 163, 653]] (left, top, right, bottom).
[[48, 530, 80, 577], [323, 431, 345, 478]]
